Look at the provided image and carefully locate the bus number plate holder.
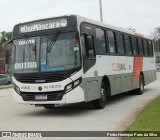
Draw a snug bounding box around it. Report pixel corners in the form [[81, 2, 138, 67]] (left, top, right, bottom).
[[35, 95, 47, 100]]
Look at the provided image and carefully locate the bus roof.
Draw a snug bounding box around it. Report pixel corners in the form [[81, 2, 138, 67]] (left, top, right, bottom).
[[76, 15, 152, 40], [13, 15, 152, 40]]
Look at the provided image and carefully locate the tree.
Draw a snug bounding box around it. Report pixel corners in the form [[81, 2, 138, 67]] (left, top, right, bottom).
[[0, 31, 12, 57], [128, 27, 136, 32], [151, 27, 160, 52], [152, 27, 160, 40], [152, 27, 160, 63]]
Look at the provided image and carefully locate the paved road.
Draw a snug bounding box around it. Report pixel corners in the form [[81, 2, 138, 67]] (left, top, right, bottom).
[[0, 72, 160, 140]]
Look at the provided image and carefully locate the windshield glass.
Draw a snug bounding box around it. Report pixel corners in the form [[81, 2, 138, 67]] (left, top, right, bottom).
[[40, 32, 80, 72], [13, 37, 40, 73], [12, 32, 81, 73]]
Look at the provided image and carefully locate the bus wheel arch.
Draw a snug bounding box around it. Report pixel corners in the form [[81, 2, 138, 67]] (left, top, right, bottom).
[[93, 76, 111, 109], [140, 72, 145, 86], [135, 73, 144, 95], [102, 76, 111, 97]]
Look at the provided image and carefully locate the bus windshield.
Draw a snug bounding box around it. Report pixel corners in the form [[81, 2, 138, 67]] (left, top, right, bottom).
[[12, 32, 81, 73]]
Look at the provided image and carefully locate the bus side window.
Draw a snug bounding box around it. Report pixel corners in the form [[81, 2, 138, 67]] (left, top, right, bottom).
[[131, 37, 138, 55], [81, 35, 87, 57], [107, 31, 116, 54], [116, 33, 125, 55], [82, 34, 95, 58], [148, 40, 153, 56], [124, 35, 132, 55], [96, 28, 107, 54], [138, 38, 144, 56], [143, 39, 149, 56]]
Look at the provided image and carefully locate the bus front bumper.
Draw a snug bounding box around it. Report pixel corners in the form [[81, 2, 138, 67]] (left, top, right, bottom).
[[13, 86, 85, 105]]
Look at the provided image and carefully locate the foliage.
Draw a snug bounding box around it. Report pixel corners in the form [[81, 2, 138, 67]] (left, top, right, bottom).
[[124, 96, 160, 140], [0, 31, 12, 56], [151, 27, 160, 50], [152, 27, 160, 40]]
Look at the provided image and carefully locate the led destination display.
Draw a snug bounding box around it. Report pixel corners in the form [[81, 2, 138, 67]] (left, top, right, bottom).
[[19, 18, 67, 33]]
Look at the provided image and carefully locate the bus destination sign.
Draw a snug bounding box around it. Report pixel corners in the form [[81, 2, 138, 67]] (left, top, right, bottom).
[[19, 18, 67, 33]]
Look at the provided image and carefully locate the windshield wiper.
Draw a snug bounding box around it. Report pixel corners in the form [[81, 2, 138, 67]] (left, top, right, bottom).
[[24, 34, 36, 51], [47, 30, 60, 53]]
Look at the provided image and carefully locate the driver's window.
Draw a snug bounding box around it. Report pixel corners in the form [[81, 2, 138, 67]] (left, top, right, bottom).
[[82, 34, 95, 58]]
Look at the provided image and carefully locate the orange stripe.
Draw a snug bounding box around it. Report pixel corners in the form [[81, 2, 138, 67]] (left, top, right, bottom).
[[132, 57, 143, 88]]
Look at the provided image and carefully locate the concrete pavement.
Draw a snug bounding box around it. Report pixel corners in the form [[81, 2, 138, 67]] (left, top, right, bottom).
[[0, 72, 160, 140]]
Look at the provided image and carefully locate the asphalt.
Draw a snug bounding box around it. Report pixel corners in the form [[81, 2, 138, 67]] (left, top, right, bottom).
[[0, 72, 160, 140], [0, 84, 12, 90]]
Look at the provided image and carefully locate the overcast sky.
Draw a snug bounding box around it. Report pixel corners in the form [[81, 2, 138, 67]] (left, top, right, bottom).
[[0, 0, 159, 36]]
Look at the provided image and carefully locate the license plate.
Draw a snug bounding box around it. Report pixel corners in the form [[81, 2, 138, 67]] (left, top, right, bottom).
[[35, 95, 47, 100]]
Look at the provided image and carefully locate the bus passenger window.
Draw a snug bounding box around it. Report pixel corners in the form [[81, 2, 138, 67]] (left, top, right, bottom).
[[148, 40, 153, 56], [107, 31, 116, 54], [131, 37, 138, 55], [143, 39, 149, 56], [116, 33, 125, 55], [138, 38, 143, 56], [96, 28, 107, 54], [124, 35, 132, 55]]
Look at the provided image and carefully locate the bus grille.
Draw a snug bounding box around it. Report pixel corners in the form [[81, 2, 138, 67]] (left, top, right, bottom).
[[20, 91, 64, 101], [14, 73, 68, 83]]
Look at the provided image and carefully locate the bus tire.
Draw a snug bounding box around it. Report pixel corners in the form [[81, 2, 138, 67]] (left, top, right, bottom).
[[135, 75, 144, 95], [43, 104, 55, 109], [93, 82, 106, 109]]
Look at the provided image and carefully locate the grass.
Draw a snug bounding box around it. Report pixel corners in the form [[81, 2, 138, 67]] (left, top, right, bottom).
[[124, 96, 160, 140]]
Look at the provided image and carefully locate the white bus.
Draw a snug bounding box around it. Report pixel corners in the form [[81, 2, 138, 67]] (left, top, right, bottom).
[[12, 15, 157, 109]]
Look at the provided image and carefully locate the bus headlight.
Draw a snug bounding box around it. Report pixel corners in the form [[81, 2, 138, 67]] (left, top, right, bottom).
[[74, 79, 80, 87], [65, 83, 73, 93], [65, 77, 82, 93], [13, 83, 20, 94]]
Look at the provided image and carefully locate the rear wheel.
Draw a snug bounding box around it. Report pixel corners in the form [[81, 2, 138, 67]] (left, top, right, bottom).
[[43, 104, 55, 109], [135, 75, 144, 95], [93, 82, 107, 109]]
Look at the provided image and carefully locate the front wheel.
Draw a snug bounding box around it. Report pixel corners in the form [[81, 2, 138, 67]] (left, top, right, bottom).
[[93, 82, 107, 109]]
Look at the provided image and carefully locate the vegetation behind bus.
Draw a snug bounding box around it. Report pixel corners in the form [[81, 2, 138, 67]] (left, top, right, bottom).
[[151, 27, 160, 63], [0, 31, 12, 75]]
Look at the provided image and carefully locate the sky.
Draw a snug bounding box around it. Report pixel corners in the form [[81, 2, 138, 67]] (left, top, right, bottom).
[[0, 0, 160, 36]]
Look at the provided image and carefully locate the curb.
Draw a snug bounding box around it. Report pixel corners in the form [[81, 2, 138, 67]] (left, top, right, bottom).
[[0, 85, 13, 90]]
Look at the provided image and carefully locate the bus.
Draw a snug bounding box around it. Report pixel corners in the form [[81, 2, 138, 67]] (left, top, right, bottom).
[[0, 58, 5, 74], [12, 15, 157, 109]]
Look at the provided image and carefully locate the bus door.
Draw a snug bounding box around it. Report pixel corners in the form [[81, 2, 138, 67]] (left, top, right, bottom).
[[80, 23, 100, 101]]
